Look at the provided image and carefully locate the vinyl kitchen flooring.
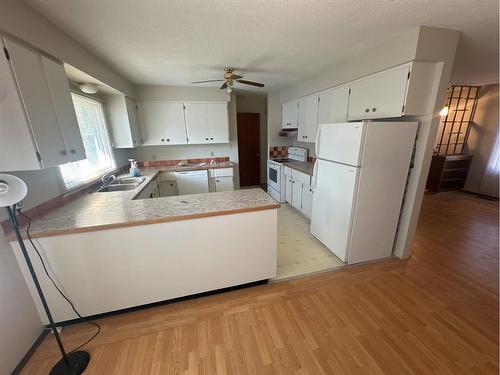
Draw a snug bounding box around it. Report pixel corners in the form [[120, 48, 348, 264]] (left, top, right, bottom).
[[275, 204, 345, 280], [21, 191, 499, 374]]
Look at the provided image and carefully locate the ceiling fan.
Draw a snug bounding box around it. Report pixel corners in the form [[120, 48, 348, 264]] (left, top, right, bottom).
[[192, 67, 264, 95]]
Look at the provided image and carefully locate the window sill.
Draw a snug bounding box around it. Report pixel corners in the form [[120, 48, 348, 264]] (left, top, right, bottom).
[[61, 167, 123, 197]]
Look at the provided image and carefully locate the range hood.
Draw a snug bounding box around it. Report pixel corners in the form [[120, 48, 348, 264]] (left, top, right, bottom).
[[279, 128, 298, 137]]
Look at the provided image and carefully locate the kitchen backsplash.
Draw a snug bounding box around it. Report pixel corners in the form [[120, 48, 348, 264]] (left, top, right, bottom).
[[138, 157, 229, 167], [269, 146, 288, 159]]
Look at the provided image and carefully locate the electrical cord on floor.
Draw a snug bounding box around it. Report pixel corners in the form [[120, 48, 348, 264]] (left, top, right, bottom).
[[16, 209, 101, 353]]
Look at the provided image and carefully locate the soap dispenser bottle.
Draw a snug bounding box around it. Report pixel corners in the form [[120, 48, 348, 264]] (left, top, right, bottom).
[[129, 159, 141, 177]]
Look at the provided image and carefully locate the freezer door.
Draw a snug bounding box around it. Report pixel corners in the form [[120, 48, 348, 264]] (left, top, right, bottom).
[[316, 122, 366, 166], [310, 159, 359, 262]]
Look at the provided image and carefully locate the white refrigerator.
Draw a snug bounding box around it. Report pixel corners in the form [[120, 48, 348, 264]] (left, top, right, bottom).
[[310, 121, 418, 264]]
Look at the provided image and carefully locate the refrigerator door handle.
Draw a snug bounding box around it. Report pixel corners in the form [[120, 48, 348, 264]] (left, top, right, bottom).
[[312, 159, 318, 189], [315, 126, 321, 156]]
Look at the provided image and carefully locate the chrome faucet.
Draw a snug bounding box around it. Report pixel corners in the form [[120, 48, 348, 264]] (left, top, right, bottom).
[[101, 172, 116, 187]]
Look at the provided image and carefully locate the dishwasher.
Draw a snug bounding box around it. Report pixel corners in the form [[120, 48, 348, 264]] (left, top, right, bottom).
[[174, 170, 209, 195]]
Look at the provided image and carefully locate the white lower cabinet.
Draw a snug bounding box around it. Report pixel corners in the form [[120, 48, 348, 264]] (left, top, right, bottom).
[[159, 180, 178, 197], [208, 168, 234, 192], [136, 176, 160, 199], [284, 167, 314, 218], [301, 185, 314, 219], [214, 177, 234, 192]]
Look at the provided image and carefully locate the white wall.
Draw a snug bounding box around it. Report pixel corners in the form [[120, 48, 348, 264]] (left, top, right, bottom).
[[0, 229, 42, 374], [236, 93, 268, 183], [464, 84, 499, 195], [130, 85, 240, 188], [278, 26, 460, 259]]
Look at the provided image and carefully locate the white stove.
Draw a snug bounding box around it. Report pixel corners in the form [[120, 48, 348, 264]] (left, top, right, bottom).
[[267, 147, 308, 202]]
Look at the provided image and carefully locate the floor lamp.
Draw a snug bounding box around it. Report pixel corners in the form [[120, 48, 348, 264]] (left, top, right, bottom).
[[0, 174, 90, 375]]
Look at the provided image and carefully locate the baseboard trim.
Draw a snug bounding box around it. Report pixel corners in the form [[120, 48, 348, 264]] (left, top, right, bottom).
[[11, 329, 48, 375]]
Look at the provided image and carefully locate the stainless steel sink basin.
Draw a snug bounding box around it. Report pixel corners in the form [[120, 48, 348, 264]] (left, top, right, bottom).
[[112, 177, 145, 185], [96, 176, 145, 192], [97, 184, 138, 192]]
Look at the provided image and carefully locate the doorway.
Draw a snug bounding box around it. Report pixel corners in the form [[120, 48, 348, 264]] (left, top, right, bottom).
[[237, 113, 260, 187]]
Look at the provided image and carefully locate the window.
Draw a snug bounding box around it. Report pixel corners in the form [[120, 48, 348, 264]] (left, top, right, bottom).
[[59, 94, 115, 189]]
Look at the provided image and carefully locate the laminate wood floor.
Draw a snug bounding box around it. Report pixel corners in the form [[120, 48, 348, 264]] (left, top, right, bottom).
[[22, 192, 499, 374]]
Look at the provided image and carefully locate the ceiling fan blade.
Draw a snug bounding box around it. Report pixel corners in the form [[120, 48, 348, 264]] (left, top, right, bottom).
[[220, 82, 228, 89], [230, 74, 242, 80], [192, 79, 224, 84], [236, 79, 265, 88]]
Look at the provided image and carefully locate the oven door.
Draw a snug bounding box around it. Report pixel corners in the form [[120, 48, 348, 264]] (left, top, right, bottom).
[[267, 163, 281, 192]]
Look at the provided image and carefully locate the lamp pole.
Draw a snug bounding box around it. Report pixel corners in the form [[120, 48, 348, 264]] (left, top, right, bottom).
[[1, 175, 89, 375]]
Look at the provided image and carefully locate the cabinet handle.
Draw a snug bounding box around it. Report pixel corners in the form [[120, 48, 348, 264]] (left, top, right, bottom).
[[216, 179, 219, 182], [205, 138, 209, 140], [372, 108, 377, 112], [304, 135, 308, 139], [161, 138, 165, 142], [365, 108, 370, 113], [70, 149, 76, 154], [210, 137, 214, 140], [166, 139, 170, 142], [61, 150, 67, 155]]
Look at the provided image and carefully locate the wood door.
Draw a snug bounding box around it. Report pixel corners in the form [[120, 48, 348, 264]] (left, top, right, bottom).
[[237, 113, 261, 187]]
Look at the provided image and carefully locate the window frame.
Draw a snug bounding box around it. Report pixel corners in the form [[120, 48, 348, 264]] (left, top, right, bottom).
[[59, 92, 117, 191]]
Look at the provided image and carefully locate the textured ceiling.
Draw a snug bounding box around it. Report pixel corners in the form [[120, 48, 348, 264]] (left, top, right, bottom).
[[26, 0, 499, 92]]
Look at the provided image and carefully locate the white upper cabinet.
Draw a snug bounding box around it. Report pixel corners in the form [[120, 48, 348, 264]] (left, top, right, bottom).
[[317, 85, 350, 124], [185, 102, 229, 144], [106, 94, 142, 148], [207, 102, 229, 143], [138, 101, 187, 145], [297, 95, 319, 143], [4, 38, 67, 168], [41, 56, 85, 162], [282, 99, 298, 129], [184, 102, 208, 144], [0, 40, 40, 171], [347, 62, 435, 121], [0, 37, 85, 171]]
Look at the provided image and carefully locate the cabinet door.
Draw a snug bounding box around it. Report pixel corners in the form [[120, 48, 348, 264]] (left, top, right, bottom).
[[318, 85, 349, 125], [4, 38, 67, 168], [138, 102, 187, 145], [348, 63, 410, 121], [282, 99, 298, 129], [298, 95, 318, 143], [291, 180, 303, 210], [41, 56, 85, 162], [0, 40, 40, 171], [301, 185, 314, 219], [207, 102, 229, 143], [125, 97, 142, 146], [185, 102, 209, 144], [285, 176, 293, 204], [159, 181, 178, 197], [215, 176, 234, 191]]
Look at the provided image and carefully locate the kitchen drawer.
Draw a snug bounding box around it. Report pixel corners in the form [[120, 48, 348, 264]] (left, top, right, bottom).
[[291, 169, 311, 186], [213, 168, 233, 177], [160, 172, 176, 181]]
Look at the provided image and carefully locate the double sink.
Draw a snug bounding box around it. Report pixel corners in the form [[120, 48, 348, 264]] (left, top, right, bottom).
[[97, 176, 146, 192]]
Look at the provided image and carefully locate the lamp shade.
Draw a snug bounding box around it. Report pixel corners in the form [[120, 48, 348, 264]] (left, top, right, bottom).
[[0, 174, 27, 207]]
